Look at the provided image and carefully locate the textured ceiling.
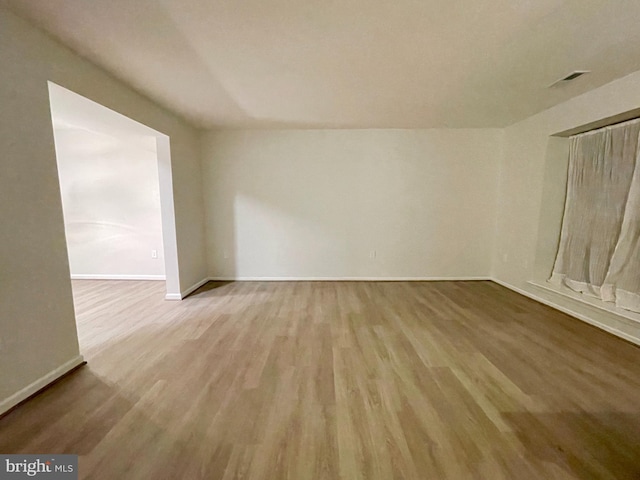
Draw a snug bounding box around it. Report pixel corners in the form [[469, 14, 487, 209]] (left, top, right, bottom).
[[6, 0, 640, 128]]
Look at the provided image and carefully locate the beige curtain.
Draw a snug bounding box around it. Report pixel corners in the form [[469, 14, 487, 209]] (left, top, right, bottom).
[[550, 118, 640, 313]]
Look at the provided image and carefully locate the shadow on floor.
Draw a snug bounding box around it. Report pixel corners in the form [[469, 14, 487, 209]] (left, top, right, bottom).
[[184, 281, 235, 299], [504, 410, 640, 479]]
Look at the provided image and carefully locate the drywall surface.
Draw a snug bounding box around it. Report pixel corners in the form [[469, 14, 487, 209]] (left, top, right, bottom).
[[202, 129, 502, 279], [0, 8, 206, 412], [53, 125, 165, 278], [493, 69, 640, 344]]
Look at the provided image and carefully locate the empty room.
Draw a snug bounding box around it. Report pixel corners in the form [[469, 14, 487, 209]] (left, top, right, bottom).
[[1, 1, 639, 479]]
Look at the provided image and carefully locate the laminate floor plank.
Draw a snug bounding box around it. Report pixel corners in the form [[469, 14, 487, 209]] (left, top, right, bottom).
[[1, 280, 639, 479]]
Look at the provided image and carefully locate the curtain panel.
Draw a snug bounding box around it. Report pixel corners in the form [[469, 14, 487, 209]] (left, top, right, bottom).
[[550, 118, 640, 313]]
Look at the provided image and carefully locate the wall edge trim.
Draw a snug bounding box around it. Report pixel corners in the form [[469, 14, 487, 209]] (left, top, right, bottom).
[[490, 278, 640, 346], [0, 355, 85, 415]]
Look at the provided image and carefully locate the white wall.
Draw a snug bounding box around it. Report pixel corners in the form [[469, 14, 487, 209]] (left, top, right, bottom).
[[0, 8, 206, 413], [494, 69, 640, 344], [54, 125, 165, 278], [203, 129, 502, 279]]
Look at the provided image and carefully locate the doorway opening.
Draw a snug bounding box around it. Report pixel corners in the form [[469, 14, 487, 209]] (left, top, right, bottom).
[[47, 82, 181, 351]]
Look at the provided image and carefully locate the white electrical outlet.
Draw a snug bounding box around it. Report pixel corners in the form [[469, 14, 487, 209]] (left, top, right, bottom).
[[223, 250, 229, 259], [151, 249, 158, 259], [370, 250, 377, 259]]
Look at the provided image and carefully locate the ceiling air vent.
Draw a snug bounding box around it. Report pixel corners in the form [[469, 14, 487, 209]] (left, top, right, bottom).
[[548, 70, 590, 88]]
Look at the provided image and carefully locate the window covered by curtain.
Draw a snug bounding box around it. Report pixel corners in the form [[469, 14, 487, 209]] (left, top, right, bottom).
[[550, 118, 640, 313]]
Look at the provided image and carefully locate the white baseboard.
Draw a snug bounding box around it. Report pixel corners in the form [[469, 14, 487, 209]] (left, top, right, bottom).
[[490, 278, 640, 346], [207, 276, 491, 282], [0, 355, 85, 415], [71, 274, 165, 281], [527, 280, 640, 324]]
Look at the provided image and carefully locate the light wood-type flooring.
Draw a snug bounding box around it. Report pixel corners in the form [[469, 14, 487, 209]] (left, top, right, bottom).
[[1, 280, 639, 479]]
